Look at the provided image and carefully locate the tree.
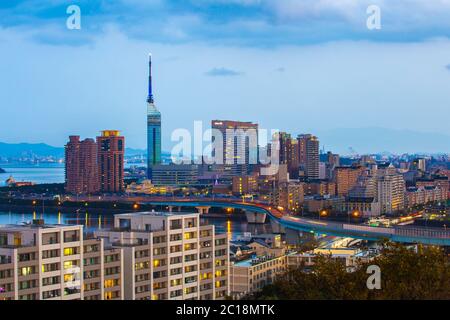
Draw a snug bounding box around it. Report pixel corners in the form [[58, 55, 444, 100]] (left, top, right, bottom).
[[248, 242, 450, 300]]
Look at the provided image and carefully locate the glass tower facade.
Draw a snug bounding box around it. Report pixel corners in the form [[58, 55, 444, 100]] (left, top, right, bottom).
[[146, 54, 162, 178]]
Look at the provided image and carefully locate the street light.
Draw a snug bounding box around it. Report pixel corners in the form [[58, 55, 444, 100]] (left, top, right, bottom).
[[319, 209, 328, 220], [351, 210, 361, 221]]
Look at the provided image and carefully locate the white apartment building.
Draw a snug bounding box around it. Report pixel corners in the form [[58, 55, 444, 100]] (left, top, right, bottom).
[[0, 220, 123, 300], [95, 211, 229, 300], [377, 173, 406, 214]]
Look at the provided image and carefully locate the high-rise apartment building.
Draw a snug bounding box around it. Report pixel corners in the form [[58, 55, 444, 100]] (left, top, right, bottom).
[[95, 211, 229, 300], [147, 54, 162, 178], [277, 132, 300, 179], [0, 221, 123, 300], [377, 172, 406, 214], [334, 165, 364, 196], [65, 136, 99, 194], [97, 130, 125, 193], [297, 134, 319, 180], [211, 120, 258, 176]]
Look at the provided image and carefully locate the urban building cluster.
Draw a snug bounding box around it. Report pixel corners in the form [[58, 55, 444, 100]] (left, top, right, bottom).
[[228, 234, 379, 298], [63, 55, 449, 221]]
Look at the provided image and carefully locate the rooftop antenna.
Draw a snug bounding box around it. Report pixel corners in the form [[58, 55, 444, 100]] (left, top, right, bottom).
[[147, 53, 154, 104]]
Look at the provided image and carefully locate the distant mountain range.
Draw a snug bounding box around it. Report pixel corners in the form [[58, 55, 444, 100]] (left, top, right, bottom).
[[0, 142, 65, 158], [0, 142, 147, 159], [316, 128, 450, 155], [0, 128, 448, 159]]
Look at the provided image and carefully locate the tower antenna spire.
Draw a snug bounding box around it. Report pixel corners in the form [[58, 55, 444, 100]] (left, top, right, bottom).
[[147, 53, 154, 103]]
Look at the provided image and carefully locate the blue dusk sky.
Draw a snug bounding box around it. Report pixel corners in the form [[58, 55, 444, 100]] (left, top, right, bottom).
[[0, 0, 450, 154]]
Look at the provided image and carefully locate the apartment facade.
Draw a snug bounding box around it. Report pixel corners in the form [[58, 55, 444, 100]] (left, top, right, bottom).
[[95, 211, 229, 300], [377, 173, 406, 214], [97, 130, 125, 193], [0, 221, 123, 300], [334, 165, 364, 196], [65, 136, 99, 194], [230, 254, 287, 298], [297, 134, 319, 180]]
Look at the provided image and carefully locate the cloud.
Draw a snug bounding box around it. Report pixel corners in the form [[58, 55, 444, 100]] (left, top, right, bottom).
[[205, 67, 244, 77], [3, 0, 450, 47]]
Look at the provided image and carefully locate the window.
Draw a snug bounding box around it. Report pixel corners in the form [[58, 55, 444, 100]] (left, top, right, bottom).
[[64, 247, 78, 256], [104, 279, 119, 288], [184, 232, 196, 240], [42, 249, 59, 259], [170, 234, 182, 241], [42, 263, 59, 273], [19, 266, 35, 276], [63, 260, 78, 269], [170, 219, 182, 230], [63, 230, 80, 243]]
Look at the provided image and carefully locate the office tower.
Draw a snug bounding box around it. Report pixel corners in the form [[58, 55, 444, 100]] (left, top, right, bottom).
[[65, 136, 99, 194], [147, 54, 162, 178], [0, 221, 123, 300], [334, 165, 364, 196], [150, 164, 199, 186], [97, 130, 125, 193], [95, 211, 229, 300], [297, 134, 319, 179], [211, 120, 258, 176]]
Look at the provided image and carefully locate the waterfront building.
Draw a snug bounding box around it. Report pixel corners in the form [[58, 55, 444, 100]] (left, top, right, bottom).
[[0, 221, 123, 300], [150, 164, 199, 186], [146, 54, 162, 178], [95, 211, 229, 300], [65, 136, 99, 194], [126, 180, 177, 195], [271, 182, 304, 212], [211, 120, 258, 176], [97, 130, 125, 193]]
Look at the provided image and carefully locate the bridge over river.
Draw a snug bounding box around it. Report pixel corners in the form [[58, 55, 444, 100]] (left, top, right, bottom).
[[140, 198, 450, 246]]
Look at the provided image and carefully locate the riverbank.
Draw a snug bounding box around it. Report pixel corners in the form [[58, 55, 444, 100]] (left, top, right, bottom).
[[0, 198, 247, 220]]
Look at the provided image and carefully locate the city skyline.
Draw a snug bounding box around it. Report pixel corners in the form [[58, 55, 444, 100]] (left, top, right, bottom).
[[1, 0, 450, 305], [1, 1, 450, 153]]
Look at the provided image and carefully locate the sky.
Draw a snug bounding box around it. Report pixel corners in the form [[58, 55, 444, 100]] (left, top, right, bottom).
[[0, 0, 450, 154]]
